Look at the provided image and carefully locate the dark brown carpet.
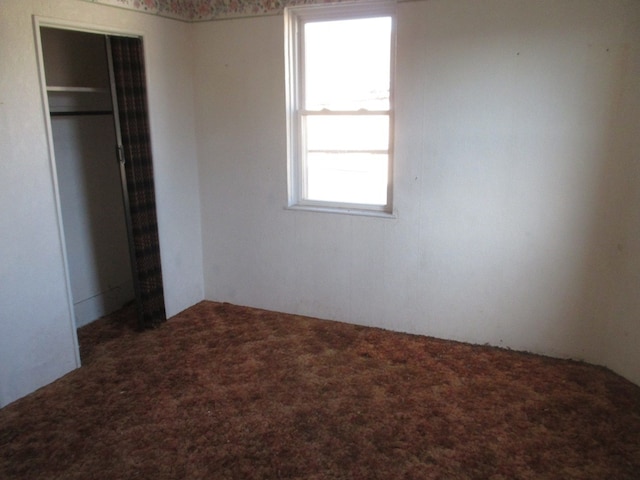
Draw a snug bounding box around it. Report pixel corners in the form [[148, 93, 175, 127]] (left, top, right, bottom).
[[1, 301, 639, 479]]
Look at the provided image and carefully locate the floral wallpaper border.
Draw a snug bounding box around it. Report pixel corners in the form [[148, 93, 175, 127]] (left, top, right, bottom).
[[80, 0, 372, 21]]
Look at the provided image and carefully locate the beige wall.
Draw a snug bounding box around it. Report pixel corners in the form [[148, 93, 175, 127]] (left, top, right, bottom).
[[194, 0, 640, 384], [0, 0, 203, 407]]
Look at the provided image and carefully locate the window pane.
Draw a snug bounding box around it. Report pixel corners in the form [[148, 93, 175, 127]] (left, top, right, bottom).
[[306, 152, 388, 205], [305, 115, 389, 151], [304, 17, 391, 111]]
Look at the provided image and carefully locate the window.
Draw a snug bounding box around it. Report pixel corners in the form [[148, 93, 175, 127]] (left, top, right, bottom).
[[285, 1, 396, 216]]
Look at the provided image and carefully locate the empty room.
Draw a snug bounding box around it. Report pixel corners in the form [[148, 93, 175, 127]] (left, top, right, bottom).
[[1, 0, 639, 478]]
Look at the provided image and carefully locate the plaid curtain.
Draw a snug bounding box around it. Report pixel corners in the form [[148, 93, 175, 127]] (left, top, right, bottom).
[[110, 36, 166, 329]]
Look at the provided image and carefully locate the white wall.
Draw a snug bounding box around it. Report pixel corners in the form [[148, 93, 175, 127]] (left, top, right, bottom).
[[194, 0, 640, 384], [0, 0, 203, 407]]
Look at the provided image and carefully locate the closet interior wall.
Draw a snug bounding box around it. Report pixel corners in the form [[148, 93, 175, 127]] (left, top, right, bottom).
[[41, 27, 135, 328]]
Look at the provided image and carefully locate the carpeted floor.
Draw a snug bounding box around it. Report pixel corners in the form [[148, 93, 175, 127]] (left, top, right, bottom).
[[1, 301, 639, 479]]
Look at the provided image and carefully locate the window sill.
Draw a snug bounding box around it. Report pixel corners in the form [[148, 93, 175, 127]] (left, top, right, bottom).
[[285, 203, 397, 219]]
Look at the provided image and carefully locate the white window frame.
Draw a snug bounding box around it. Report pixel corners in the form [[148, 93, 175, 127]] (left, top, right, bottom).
[[285, 1, 397, 217]]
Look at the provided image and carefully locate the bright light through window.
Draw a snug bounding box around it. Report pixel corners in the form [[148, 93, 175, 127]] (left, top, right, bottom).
[[286, 2, 395, 214], [304, 17, 392, 112]]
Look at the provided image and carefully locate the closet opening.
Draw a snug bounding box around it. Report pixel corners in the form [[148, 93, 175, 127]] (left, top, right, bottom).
[[37, 22, 166, 342]]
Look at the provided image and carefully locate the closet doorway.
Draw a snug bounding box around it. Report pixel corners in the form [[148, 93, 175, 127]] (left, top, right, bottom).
[[37, 21, 166, 335]]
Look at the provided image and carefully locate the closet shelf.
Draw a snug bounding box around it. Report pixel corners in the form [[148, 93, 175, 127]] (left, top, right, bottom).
[[50, 110, 113, 117], [47, 87, 112, 114], [47, 86, 109, 93]]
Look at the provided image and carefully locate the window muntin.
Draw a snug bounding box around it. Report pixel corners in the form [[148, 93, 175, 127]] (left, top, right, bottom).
[[286, 2, 396, 215], [305, 115, 389, 152]]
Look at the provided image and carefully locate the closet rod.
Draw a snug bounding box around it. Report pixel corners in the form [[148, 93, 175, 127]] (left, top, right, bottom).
[[50, 110, 113, 117]]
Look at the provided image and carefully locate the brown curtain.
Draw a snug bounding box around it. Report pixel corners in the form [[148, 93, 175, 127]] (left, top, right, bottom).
[[110, 36, 166, 329]]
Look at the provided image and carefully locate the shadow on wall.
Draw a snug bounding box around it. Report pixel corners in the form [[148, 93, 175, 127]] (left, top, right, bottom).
[[43, 27, 136, 328], [575, 26, 640, 379], [52, 115, 134, 326], [507, 12, 640, 370], [410, 1, 640, 368]]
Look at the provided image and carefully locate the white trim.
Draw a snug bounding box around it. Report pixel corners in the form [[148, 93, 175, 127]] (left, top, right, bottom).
[[285, 0, 397, 22], [285, 204, 397, 219], [284, 1, 397, 216], [34, 15, 143, 38], [302, 110, 391, 116], [32, 16, 146, 368], [33, 16, 80, 369]]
